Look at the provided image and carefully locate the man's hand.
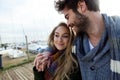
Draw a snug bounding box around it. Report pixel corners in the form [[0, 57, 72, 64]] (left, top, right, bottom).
[[34, 52, 51, 71]]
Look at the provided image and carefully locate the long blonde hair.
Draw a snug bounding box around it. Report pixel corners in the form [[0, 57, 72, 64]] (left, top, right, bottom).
[[51, 25, 78, 80]]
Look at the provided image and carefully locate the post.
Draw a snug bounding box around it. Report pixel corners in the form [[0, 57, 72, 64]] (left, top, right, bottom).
[[0, 54, 3, 69], [25, 35, 30, 61]]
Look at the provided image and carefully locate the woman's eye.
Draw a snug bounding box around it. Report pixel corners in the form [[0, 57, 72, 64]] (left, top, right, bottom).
[[54, 34, 59, 37], [62, 35, 69, 38]]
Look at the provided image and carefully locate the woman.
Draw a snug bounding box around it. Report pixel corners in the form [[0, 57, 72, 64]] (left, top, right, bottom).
[[33, 22, 81, 80]]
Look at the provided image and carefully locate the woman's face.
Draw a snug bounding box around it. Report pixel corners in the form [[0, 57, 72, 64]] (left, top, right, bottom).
[[54, 26, 70, 51]]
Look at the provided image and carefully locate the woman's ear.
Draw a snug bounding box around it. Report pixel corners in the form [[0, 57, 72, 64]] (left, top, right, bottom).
[[77, 1, 87, 13]]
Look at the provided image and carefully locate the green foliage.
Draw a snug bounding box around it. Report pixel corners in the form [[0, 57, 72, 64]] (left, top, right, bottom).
[[0, 57, 35, 71]]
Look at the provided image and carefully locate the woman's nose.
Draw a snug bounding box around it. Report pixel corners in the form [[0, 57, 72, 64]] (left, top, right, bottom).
[[58, 37, 62, 41]]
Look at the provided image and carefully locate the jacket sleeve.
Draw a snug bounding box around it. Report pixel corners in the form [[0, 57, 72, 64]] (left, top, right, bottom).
[[33, 66, 45, 80]]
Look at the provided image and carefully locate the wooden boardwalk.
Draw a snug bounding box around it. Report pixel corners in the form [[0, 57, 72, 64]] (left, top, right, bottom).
[[0, 62, 34, 80]]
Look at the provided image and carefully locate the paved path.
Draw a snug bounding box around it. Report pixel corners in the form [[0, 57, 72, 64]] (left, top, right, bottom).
[[0, 62, 34, 80]]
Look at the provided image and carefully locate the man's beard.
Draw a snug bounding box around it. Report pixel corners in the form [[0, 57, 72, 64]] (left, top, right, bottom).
[[74, 11, 89, 35]]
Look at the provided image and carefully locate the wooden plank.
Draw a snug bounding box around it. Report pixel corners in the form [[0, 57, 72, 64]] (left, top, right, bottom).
[[6, 71, 13, 80], [0, 62, 34, 80]]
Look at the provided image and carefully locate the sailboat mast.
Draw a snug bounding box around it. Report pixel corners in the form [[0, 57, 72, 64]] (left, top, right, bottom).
[[21, 24, 30, 61]]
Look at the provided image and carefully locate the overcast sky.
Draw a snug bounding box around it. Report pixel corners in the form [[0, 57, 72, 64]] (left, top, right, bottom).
[[0, 0, 120, 43]]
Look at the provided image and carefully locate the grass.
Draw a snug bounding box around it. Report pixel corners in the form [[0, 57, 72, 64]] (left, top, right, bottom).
[[0, 53, 36, 72], [2, 57, 34, 71]]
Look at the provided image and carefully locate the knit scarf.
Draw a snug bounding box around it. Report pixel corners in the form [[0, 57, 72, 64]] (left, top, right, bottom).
[[103, 14, 120, 79], [44, 51, 63, 80]]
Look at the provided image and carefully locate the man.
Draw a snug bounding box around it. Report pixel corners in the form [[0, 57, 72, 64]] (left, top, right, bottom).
[[34, 0, 120, 80]]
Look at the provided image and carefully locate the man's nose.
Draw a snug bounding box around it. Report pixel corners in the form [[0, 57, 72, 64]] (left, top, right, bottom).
[[67, 23, 74, 28]]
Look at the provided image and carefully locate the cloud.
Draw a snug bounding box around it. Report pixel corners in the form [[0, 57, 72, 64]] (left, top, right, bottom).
[[2, 0, 120, 43], [100, 0, 120, 15], [0, 0, 65, 26], [0, 0, 65, 43]]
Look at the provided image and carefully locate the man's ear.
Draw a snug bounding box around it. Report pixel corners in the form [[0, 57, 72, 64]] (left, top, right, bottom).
[[77, 1, 87, 13]]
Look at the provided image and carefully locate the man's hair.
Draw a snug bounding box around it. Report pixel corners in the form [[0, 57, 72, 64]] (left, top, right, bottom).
[[55, 0, 100, 12]]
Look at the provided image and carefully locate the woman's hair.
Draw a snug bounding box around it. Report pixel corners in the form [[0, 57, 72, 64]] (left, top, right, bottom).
[[55, 0, 100, 12], [48, 22, 78, 80]]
